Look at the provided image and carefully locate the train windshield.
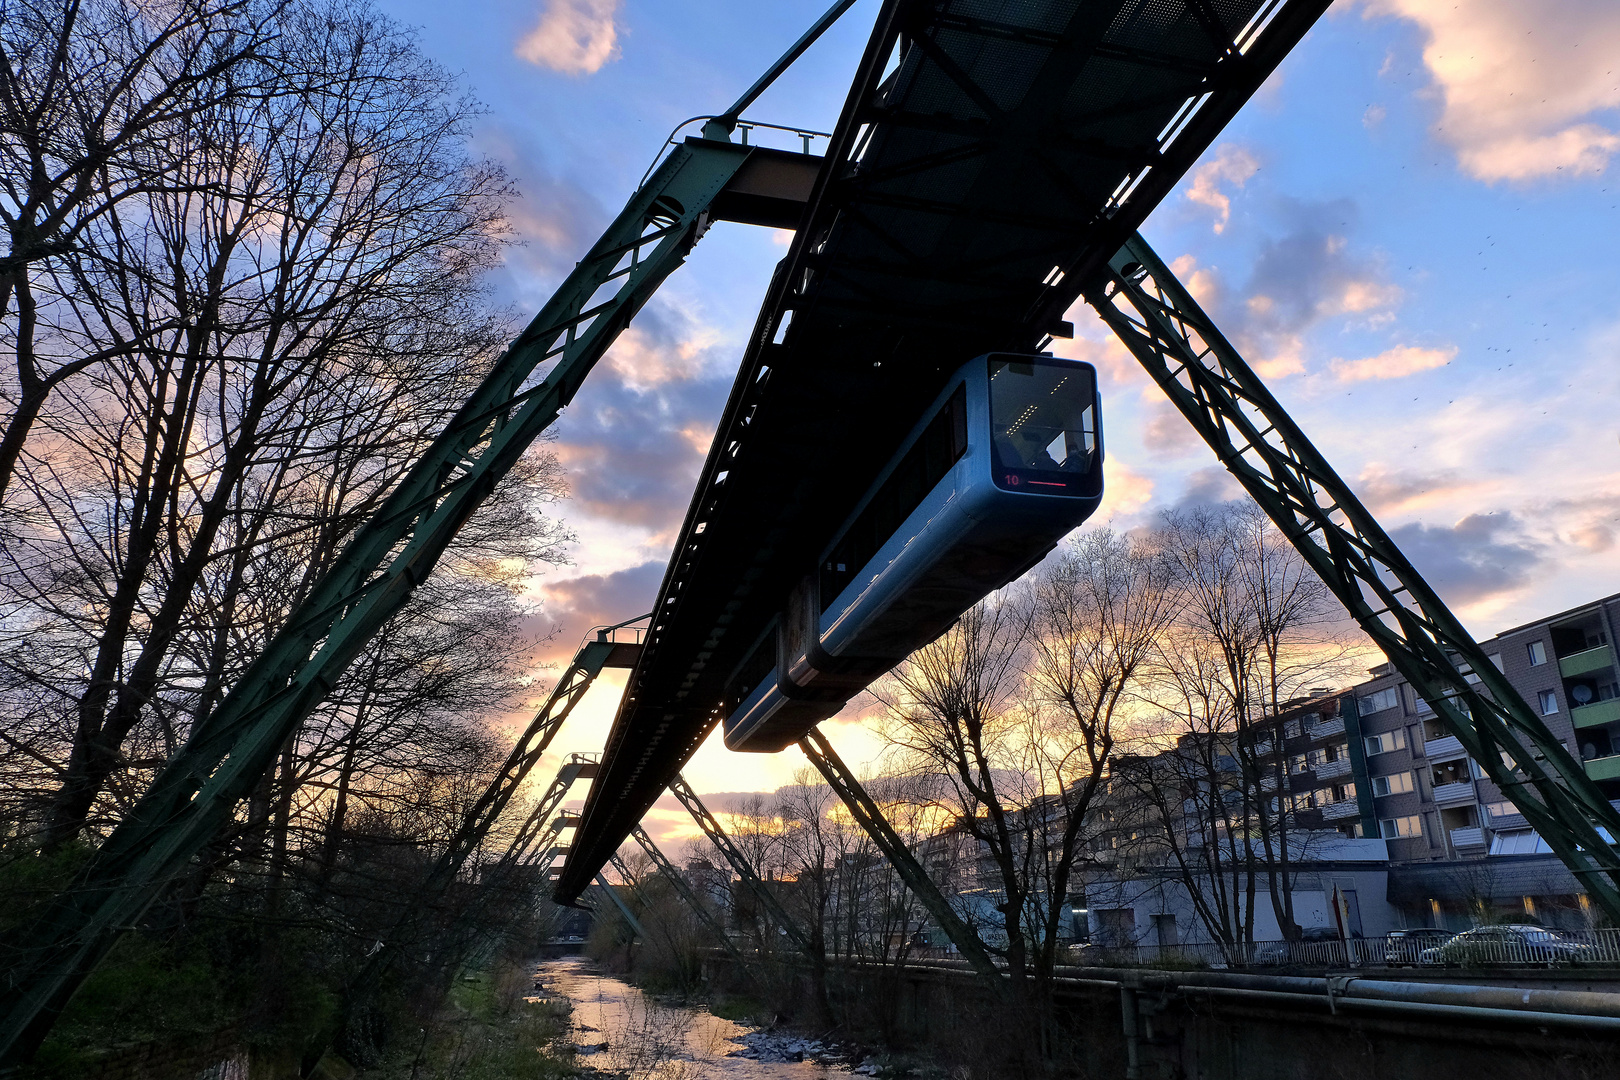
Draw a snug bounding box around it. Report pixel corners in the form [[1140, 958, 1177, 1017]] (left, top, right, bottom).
[[988, 358, 1098, 494]]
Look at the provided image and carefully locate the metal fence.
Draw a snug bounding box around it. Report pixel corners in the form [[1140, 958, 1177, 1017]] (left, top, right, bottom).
[[1066, 926, 1620, 969]]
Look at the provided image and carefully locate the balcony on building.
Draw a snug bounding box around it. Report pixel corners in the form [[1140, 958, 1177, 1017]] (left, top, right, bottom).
[[1432, 780, 1477, 807], [1449, 826, 1486, 850], [1321, 800, 1359, 821], [1314, 758, 1351, 781], [1485, 803, 1527, 829], [1585, 755, 1620, 784], [1424, 733, 1465, 761], [1560, 644, 1616, 679], [1310, 715, 1346, 738], [1573, 699, 1620, 730]]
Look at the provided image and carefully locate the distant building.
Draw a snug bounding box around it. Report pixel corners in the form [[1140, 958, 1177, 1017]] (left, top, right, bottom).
[[1072, 592, 1620, 944]]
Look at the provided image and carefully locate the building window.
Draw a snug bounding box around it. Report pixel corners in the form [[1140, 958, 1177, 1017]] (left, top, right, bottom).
[[1379, 815, 1424, 839], [1527, 641, 1547, 666], [1538, 690, 1559, 716], [1483, 800, 1521, 820], [1360, 686, 1400, 714], [1488, 653, 1504, 673], [1363, 730, 1405, 757], [1372, 772, 1414, 797]]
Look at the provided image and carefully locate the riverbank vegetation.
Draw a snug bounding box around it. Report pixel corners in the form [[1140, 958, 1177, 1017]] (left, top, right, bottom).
[[0, 0, 571, 1071]]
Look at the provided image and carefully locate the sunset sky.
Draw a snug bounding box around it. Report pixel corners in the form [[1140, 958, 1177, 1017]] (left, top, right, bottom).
[[370, 0, 1620, 846]]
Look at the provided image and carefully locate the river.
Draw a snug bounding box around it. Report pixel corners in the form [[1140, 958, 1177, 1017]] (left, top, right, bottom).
[[535, 957, 857, 1079]]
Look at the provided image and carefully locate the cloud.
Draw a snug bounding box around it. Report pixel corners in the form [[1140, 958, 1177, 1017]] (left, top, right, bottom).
[[1363, 0, 1620, 181], [1169, 253, 1221, 311], [1244, 203, 1402, 332], [1141, 401, 1206, 458], [517, 0, 621, 75], [1098, 460, 1155, 521], [1386, 512, 1543, 606], [1331, 343, 1456, 382], [539, 560, 666, 641], [469, 124, 610, 309], [1355, 463, 1475, 513], [1185, 144, 1261, 233], [550, 301, 733, 532], [1166, 202, 1405, 379], [1173, 467, 1244, 510]]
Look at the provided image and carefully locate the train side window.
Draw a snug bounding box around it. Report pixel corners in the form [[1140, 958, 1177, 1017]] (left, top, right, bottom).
[[820, 385, 968, 610]]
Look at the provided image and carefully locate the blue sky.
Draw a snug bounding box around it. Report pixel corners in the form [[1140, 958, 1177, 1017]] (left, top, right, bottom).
[[371, 0, 1620, 839]]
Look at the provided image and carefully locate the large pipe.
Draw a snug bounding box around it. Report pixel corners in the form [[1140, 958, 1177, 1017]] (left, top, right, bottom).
[[900, 959, 1620, 1034]]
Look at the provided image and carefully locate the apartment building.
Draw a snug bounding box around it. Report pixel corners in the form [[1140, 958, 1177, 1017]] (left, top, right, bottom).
[[1350, 592, 1620, 928], [1072, 593, 1620, 943], [1245, 689, 1375, 841]]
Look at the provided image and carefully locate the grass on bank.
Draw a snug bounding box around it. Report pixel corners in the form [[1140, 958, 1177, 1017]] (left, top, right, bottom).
[[347, 965, 575, 1080]]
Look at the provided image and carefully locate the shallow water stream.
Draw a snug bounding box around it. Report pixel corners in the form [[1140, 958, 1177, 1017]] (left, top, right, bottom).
[[536, 957, 854, 1079]]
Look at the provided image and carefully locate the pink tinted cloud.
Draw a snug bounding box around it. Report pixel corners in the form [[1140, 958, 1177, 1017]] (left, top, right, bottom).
[[517, 0, 622, 76], [1331, 343, 1456, 381], [1185, 144, 1261, 233], [1363, 0, 1620, 181]]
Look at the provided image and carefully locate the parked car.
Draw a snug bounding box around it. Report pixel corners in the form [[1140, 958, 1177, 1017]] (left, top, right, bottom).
[[1419, 924, 1593, 966], [1252, 926, 1348, 966], [1383, 928, 1453, 965]]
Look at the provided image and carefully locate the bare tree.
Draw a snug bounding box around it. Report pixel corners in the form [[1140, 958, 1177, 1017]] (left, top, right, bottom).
[[0, 0, 293, 502], [0, 0, 531, 847], [874, 598, 1040, 995], [1139, 503, 1354, 944], [1020, 528, 1178, 981]]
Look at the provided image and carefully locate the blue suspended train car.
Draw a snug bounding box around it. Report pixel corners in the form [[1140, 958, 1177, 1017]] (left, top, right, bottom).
[[723, 352, 1105, 752]]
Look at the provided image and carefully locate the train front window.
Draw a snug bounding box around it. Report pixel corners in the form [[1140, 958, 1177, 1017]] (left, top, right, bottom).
[[988, 358, 1098, 494]]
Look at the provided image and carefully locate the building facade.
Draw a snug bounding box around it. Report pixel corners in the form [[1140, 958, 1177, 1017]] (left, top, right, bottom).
[[1076, 593, 1620, 945], [1348, 592, 1620, 929]]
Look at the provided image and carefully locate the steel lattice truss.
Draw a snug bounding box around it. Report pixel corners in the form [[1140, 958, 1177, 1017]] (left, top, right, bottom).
[[1087, 233, 1620, 916], [624, 825, 751, 969], [799, 728, 1005, 984], [665, 773, 815, 956]]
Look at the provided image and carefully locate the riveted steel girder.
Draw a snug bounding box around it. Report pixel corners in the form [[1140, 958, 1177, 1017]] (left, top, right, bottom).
[[666, 773, 816, 957], [798, 728, 1005, 986], [1087, 232, 1620, 922]]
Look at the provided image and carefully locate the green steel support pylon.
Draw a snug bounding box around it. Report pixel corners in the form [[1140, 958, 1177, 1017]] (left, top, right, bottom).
[[0, 141, 757, 1066], [798, 728, 1005, 985], [625, 826, 753, 970], [1087, 233, 1620, 922], [666, 772, 815, 956], [595, 870, 648, 940], [438, 621, 642, 891]]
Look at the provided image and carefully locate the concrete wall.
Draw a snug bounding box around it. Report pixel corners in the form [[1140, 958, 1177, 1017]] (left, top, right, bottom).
[[705, 955, 1620, 1080]]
